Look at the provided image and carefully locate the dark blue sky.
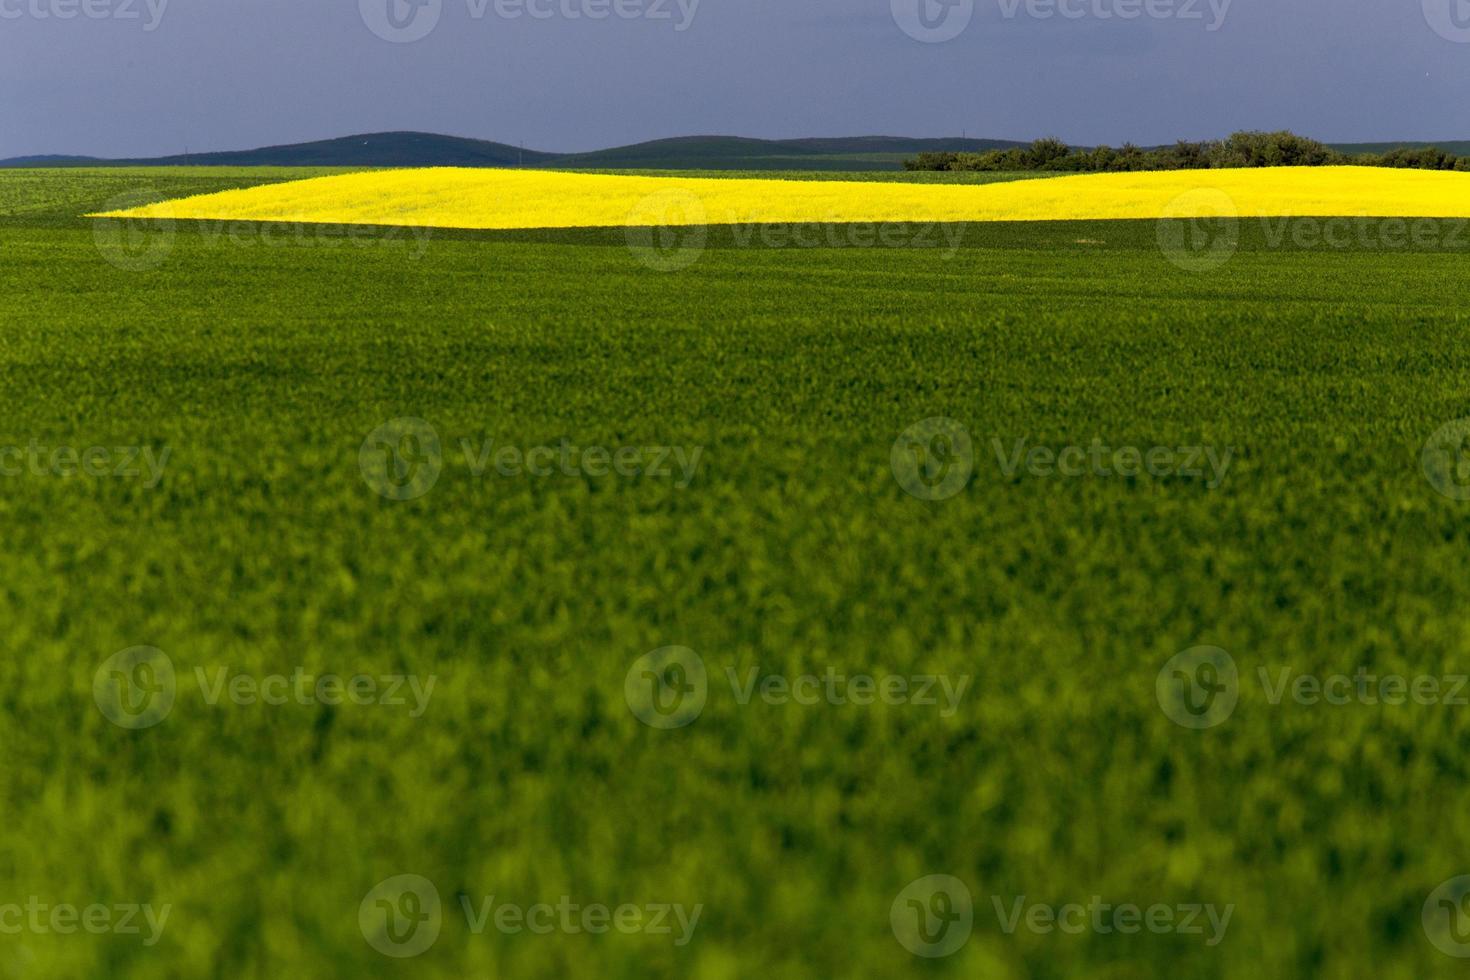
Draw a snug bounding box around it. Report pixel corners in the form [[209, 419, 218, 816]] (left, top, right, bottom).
[[4, 0, 1469, 158]]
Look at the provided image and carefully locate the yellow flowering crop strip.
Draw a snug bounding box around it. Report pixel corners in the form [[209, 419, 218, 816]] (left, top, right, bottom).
[[93, 166, 1470, 229]]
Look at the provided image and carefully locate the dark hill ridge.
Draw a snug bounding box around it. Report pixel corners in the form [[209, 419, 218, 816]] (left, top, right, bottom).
[[162, 131, 557, 167], [551, 134, 1026, 169], [5, 131, 1467, 171], [0, 131, 1027, 172], [778, 136, 1023, 153], [9, 132, 553, 169], [1, 154, 105, 166]]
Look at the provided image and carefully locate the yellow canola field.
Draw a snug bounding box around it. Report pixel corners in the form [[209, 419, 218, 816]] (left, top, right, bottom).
[[94, 166, 1470, 229]]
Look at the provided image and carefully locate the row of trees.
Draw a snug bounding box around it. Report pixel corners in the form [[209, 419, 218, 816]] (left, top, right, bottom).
[[904, 131, 1470, 173]]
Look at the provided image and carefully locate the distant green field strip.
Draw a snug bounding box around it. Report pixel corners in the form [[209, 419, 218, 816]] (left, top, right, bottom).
[[0, 167, 361, 221]]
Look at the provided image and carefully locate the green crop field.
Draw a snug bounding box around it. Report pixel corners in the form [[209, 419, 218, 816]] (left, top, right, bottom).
[[2, 167, 1469, 979]]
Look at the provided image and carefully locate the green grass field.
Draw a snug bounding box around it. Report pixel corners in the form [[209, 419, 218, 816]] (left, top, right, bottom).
[[3, 167, 1469, 978]]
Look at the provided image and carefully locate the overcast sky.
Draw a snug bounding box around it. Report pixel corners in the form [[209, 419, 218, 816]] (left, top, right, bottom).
[[3, 0, 1469, 158]]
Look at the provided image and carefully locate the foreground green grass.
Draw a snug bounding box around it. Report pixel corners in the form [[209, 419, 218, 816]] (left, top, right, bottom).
[[1, 169, 1469, 978]]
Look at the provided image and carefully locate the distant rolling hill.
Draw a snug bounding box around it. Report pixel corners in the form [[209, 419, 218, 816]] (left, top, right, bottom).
[[1, 132, 554, 169], [1, 154, 105, 166], [11, 132, 1468, 172], [553, 135, 1026, 170], [0, 132, 1026, 172]]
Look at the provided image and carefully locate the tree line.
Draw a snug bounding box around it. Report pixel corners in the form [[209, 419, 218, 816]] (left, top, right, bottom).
[[904, 131, 1470, 173]]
